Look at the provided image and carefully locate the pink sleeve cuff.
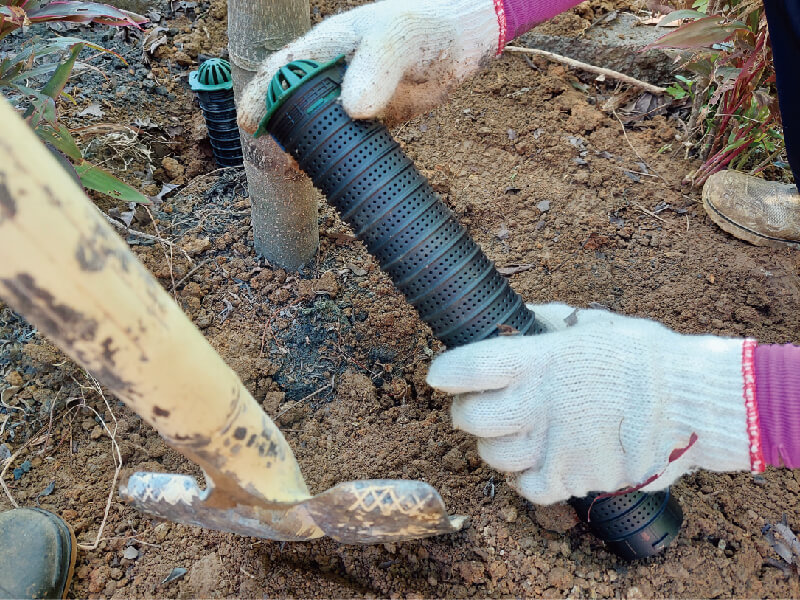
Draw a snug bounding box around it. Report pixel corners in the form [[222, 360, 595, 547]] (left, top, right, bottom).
[[498, 0, 585, 47], [754, 342, 800, 469]]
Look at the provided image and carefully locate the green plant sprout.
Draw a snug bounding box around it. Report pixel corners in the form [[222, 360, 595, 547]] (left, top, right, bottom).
[[649, 0, 788, 187], [1, 1, 149, 203]]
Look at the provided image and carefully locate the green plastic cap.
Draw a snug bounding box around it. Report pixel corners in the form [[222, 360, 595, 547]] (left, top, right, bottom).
[[190, 58, 233, 92], [254, 55, 344, 138]]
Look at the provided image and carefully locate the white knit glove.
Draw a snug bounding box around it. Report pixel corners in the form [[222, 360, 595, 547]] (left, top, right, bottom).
[[238, 0, 501, 133], [427, 303, 752, 505]]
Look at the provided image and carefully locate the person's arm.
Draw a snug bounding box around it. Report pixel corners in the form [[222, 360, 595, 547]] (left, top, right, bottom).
[[499, 0, 584, 48], [426, 303, 800, 505], [238, 0, 584, 134], [754, 343, 800, 469]]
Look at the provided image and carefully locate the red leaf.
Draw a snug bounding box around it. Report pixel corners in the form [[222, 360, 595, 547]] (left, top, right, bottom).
[[586, 433, 699, 522], [668, 432, 698, 462], [25, 2, 146, 27], [645, 16, 746, 49]]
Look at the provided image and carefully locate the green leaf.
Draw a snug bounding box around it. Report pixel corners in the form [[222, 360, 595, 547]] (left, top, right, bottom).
[[40, 42, 82, 99], [10, 37, 122, 69], [714, 66, 741, 82], [34, 123, 83, 160], [26, 95, 57, 126], [6, 62, 58, 82], [658, 9, 707, 27], [683, 55, 716, 77], [74, 161, 150, 204], [24, 2, 145, 27], [666, 84, 688, 100], [722, 137, 748, 153]]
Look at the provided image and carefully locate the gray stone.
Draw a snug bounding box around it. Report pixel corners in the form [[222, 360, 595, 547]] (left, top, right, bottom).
[[519, 12, 679, 84]]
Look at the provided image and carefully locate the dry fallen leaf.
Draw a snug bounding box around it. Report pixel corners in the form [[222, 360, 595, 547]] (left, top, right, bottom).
[[563, 309, 579, 327], [161, 567, 188, 585], [764, 516, 800, 567], [345, 262, 367, 276], [497, 263, 536, 276], [78, 103, 104, 118], [497, 324, 521, 336]]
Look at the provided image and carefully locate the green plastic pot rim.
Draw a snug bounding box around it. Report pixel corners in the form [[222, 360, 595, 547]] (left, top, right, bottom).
[[254, 54, 346, 139], [189, 70, 233, 92], [190, 58, 234, 92]]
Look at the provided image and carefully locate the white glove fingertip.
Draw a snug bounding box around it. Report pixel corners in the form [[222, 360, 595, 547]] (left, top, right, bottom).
[[238, 68, 276, 134], [451, 388, 543, 438], [477, 430, 545, 473], [513, 467, 569, 506], [427, 338, 534, 394]]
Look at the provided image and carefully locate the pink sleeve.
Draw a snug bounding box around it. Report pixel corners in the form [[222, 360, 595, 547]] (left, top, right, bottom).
[[754, 343, 800, 469], [498, 0, 585, 46]]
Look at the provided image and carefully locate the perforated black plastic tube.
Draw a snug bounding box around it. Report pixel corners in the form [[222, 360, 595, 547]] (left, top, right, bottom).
[[263, 60, 682, 560], [196, 89, 243, 168], [266, 67, 539, 346]]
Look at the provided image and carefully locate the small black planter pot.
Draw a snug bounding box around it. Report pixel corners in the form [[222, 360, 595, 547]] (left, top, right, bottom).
[[189, 58, 243, 168]]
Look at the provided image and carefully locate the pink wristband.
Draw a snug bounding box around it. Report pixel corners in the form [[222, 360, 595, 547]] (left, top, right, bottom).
[[495, 0, 585, 49], [754, 342, 800, 469], [742, 339, 764, 473]]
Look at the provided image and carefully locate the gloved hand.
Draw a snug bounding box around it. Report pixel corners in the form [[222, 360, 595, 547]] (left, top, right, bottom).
[[237, 0, 502, 134], [427, 303, 752, 505]]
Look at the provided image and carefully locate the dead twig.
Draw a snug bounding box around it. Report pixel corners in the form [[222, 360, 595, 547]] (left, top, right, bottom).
[[631, 201, 666, 223], [611, 110, 672, 188], [173, 257, 214, 291], [504, 46, 667, 95], [274, 383, 333, 421], [73, 374, 123, 552], [144, 206, 178, 298], [103, 212, 175, 248]]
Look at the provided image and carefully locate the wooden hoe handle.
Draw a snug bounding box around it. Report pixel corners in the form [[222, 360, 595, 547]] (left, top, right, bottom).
[[0, 99, 464, 543]]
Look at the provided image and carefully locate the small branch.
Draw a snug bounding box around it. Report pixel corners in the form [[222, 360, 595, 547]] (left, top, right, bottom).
[[75, 374, 122, 552], [612, 110, 671, 188], [631, 201, 666, 223], [173, 257, 214, 291], [102, 212, 175, 247], [504, 46, 668, 95], [102, 211, 194, 272], [274, 383, 332, 421]]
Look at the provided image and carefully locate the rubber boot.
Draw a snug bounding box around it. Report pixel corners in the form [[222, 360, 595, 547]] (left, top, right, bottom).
[[702, 170, 800, 249], [0, 508, 77, 599]]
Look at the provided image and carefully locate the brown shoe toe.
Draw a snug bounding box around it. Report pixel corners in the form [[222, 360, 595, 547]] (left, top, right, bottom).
[[0, 509, 76, 599], [702, 170, 800, 249]]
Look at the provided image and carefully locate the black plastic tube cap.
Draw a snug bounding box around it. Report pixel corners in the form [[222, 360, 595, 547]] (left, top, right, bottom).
[[189, 58, 243, 167], [569, 489, 683, 560]]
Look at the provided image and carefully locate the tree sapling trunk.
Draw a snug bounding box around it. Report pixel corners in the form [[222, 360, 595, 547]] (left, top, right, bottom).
[[228, 0, 318, 270]]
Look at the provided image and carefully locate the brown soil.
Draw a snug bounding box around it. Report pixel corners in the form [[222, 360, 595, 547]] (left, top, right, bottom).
[[2, 0, 800, 598]]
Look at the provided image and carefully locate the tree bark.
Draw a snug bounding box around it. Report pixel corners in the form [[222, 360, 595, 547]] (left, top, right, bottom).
[[228, 0, 318, 270]]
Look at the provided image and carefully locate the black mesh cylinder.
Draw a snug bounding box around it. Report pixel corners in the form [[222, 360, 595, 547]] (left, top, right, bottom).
[[569, 489, 683, 560], [196, 89, 243, 168], [266, 65, 539, 346], [263, 61, 681, 560]]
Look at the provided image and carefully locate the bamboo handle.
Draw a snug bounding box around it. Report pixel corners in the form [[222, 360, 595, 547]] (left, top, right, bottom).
[[0, 99, 310, 509]]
